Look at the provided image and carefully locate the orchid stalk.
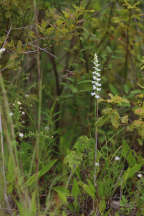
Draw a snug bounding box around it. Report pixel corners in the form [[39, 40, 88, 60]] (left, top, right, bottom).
[[91, 53, 101, 210]]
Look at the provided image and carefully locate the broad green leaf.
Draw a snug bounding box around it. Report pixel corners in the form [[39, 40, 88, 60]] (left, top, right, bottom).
[[54, 186, 69, 204], [111, 110, 120, 129], [109, 84, 119, 95], [107, 94, 130, 106], [64, 150, 82, 170], [72, 178, 80, 199], [25, 159, 57, 187], [80, 180, 95, 199], [121, 163, 142, 187]]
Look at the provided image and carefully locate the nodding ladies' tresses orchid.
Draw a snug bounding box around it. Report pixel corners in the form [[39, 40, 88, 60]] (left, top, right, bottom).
[[91, 53, 101, 99]]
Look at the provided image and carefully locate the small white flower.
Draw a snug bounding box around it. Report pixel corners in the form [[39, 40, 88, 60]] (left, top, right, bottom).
[[137, 173, 142, 178], [92, 72, 101, 77], [25, 94, 29, 97], [0, 48, 6, 54], [22, 112, 25, 115], [17, 101, 22, 105], [93, 76, 97, 81], [93, 67, 101, 72], [95, 162, 99, 167], [95, 72, 101, 76], [115, 156, 120, 161], [95, 95, 100, 99], [96, 78, 101, 81], [96, 88, 101, 91], [9, 112, 13, 116], [93, 76, 101, 81], [95, 82, 101, 87], [19, 132, 24, 138], [91, 92, 95, 96], [93, 85, 97, 90]]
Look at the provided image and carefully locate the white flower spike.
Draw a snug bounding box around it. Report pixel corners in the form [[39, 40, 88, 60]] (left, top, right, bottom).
[[91, 53, 101, 99]]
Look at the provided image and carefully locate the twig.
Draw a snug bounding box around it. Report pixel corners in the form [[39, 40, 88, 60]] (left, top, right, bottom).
[[2, 25, 12, 48], [29, 42, 57, 58]]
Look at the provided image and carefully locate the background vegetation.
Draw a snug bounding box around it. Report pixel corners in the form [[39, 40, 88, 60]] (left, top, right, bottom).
[[0, 0, 144, 215]]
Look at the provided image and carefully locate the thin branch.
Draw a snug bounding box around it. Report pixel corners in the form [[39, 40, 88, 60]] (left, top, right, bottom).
[[29, 42, 57, 58], [12, 24, 34, 30], [2, 25, 12, 48]]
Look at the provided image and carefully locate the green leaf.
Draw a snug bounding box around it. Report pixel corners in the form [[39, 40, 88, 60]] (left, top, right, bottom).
[[78, 80, 91, 84], [111, 110, 120, 129], [99, 199, 106, 214], [64, 150, 82, 170], [107, 94, 130, 106], [72, 178, 80, 199], [69, 84, 78, 93], [54, 186, 69, 204], [25, 159, 57, 187], [121, 163, 142, 187], [62, 211, 67, 216], [80, 180, 95, 199], [124, 84, 130, 94], [95, 115, 108, 127], [109, 84, 119, 95]]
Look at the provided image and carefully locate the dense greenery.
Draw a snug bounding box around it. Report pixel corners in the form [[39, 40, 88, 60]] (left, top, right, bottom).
[[0, 0, 144, 215]]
